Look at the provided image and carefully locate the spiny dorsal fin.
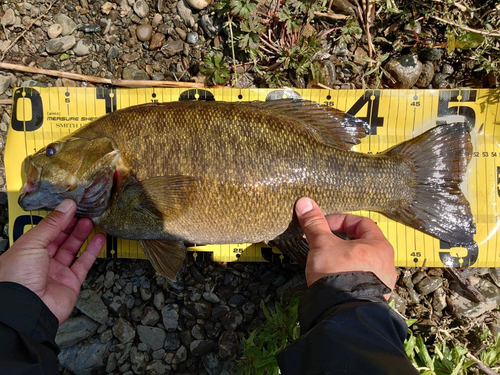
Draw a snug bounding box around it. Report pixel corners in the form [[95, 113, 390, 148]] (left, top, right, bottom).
[[140, 239, 186, 280], [253, 99, 370, 150]]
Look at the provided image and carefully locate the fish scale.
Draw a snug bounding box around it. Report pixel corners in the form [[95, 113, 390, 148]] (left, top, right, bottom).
[[18, 100, 474, 279]]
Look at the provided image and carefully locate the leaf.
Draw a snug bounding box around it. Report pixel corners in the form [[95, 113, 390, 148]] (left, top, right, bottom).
[[455, 32, 485, 50]]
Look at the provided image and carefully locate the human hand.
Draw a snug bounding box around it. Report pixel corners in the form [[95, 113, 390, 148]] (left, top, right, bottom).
[[0, 199, 105, 324], [295, 197, 397, 299]]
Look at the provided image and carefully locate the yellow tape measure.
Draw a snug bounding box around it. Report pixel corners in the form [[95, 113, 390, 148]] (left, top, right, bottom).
[[5, 87, 500, 268]]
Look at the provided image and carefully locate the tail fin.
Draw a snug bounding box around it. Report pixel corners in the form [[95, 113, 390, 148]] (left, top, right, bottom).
[[383, 123, 475, 246]]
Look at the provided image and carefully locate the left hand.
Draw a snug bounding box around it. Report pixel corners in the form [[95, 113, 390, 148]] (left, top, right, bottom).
[[0, 199, 105, 324]]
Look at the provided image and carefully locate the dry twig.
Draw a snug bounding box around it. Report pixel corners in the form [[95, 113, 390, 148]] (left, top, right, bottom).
[[0, 62, 204, 88], [1, 0, 57, 61], [466, 353, 498, 375], [430, 15, 500, 37], [445, 268, 487, 303]]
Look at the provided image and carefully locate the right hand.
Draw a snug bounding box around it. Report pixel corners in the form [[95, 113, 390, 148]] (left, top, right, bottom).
[[295, 197, 397, 299]]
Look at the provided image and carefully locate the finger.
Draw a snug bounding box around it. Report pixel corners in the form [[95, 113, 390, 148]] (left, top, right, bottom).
[[326, 214, 386, 240], [295, 197, 341, 247], [47, 218, 79, 257], [15, 200, 77, 249], [53, 218, 95, 267], [71, 233, 105, 284]]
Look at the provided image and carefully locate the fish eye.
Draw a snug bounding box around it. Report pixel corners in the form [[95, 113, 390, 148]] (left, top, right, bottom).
[[45, 143, 59, 156]]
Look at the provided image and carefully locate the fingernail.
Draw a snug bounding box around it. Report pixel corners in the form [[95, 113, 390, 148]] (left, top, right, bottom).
[[296, 197, 314, 216], [55, 199, 73, 213]]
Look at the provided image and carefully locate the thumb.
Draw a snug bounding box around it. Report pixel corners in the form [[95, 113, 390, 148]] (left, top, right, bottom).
[[295, 198, 334, 246], [16, 199, 77, 248]]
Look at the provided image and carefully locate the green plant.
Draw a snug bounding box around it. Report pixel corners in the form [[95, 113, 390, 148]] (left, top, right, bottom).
[[480, 333, 500, 370], [238, 298, 300, 375], [199, 51, 231, 85]]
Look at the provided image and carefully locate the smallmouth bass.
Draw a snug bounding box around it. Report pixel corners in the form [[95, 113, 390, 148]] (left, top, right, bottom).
[[18, 100, 475, 278]]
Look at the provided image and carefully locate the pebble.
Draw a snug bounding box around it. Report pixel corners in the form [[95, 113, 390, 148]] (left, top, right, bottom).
[[185, 300, 212, 319], [164, 332, 181, 350], [203, 292, 220, 304], [122, 65, 149, 80], [154, 290, 165, 310], [228, 294, 245, 307], [54, 13, 77, 36], [58, 338, 112, 375], [100, 329, 113, 344], [149, 32, 165, 50], [187, 0, 211, 10], [75, 289, 108, 325], [162, 304, 180, 332], [177, 0, 195, 28], [73, 38, 92, 56], [47, 23, 63, 39], [415, 61, 434, 88], [0, 76, 10, 95], [190, 339, 215, 356], [140, 306, 160, 326], [433, 73, 449, 88], [218, 331, 239, 359], [186, 32, 199, 45], [56, 315, 100, 348], [133, 0, 149, 18], [112, 318, 136, 343], [1, 8, 15, 27], [152, 13, 163, 28], [81, 24, 101, 33], [192, 323, 205, 340], [442, 63, 454, 76], [46, 36, 76, 54], [140, 286, 152, 301], [384, 54, 422, 89], [202, 352, 220, 375], [109, 295, 128, 317], [137, 325, 167, 351], [432, 288, 447, 312], [136, 23, 153, 42], [418, 47, 442, 62], [130, 346, 149, 374], [147, 360, 169, 374], [172, 345, 188, 364]]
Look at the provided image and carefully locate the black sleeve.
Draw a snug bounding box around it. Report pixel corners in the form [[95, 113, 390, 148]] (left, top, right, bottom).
[[0, 281, 60, 375], [277, 272, 419, 375]]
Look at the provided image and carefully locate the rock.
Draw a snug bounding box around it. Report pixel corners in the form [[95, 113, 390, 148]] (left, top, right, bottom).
[[104, 271, 115, 289], [147, 360, 170, 374], [81, 24, 101, 33], [76, 289, 108, 324], [137, 325, 166, 351], [203, 292, 220, 303], [415, 61, 434, 88], [186, 32, 199, 45], [47, 24, 63, 39], [172, 345, 188, 364], [450, 278, 500, 319], [228, 294, 245, 307], [1, 9, 15, 27], [130, 346, 149, 374], [46, 36, 76, 54], [54, 13, 77, 36], [219, 330, 239, 359], [191, 323, 205, 340], [140, 286, 152, 301], [109, 295, 128, 317], [187, 0, 211, 10], [0, 76, 11, 95], [241, 301, 255, 315], [164, 332, 181, 350], [154, 290, 165, 310], [432, 72, 449, 88], [56, 315, 100, 348], [384, 54, 422, 89], [58, 338, 112, 375], [200, 14, 219, 39], [202, 352, 220, 375], [162, 304, 179, 332], [442, 63, 454, 76], [149, 32, 165, 50], [73, 38, 92, 56], [177, 0, 195, 28], [152, 13, 163, 28], [432, 288, 447, 312], [416, 277, 444, 296], [185, 300, 212, 319], [136, 24, 153, 42], [100, 329, 114, 343], [212, 305, 230, 318], [106, 352, 118, 372], [418, 47, 442, 62], [112, 318, 136, 343], [125, 294, 135, 309], [122, 65, 149, 80], [133, 0, 149, 18], [220, 309, 243, 330], [190, 339, 214, 356], [121, 52, 140, 62], [141, 306, 160, 326]]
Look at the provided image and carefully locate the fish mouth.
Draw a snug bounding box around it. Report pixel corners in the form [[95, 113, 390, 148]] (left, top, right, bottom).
[[18, 157, 42, 208]]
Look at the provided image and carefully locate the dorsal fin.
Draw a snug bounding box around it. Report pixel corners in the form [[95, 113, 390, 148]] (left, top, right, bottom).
[[254, 99, 370, 150]]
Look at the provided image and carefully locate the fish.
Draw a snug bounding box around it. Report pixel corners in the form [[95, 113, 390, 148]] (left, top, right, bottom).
[[18, 99, 475, 279]]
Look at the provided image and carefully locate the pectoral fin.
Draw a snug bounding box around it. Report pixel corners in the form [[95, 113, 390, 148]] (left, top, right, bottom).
[[270, 217, 309, 266], [140, 239, 186, 280]]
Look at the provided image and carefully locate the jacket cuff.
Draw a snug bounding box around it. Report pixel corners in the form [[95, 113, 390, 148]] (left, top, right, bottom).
[[0, 282, 59, 347], [299, 271, 390, 334]]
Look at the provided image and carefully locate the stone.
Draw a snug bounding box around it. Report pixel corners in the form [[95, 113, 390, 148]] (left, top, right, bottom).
[[137, 325, 166, 351], [141, 306, 160, 326], [187, 0, 211, 10], [418, 47, 442, 62], [0, 75, 11, 95], [47, 23, 63, 39], [106, 352, 118, 372], [54, 13, 77, 36], [76, 290, 108, 324], [219, 330, 239, 359], [220, 309, 243, 330], [200, 15, 219, 39], [212, 305, 230, 318], [81, 24, 101, 33], [149, 32, 165, 50], [56, 315, 99, 348], [46, 36, 76, 54], [136, 24, 153, 42], [432, 288, 447, 312], [130, 346, 149, 374], [202, 292, 220, 304], [190, 339, 214, 356], [202, 352, 220, 375], [186, 32, 198, 45], [162, 304, 179, 332], [450, 279, 500, 319], [241, 301, 255, 315], [177, 0, 195, 28], [172, 345, 188, 364], [58, 338, 112, 375], [133, 0, 149, 18], [124, 294, 135, 309], [121, 52, 140, 62], [147, 360, 170, 374], [100, 329, 113, 343], [1, 9, 15, 27], [185, 300, 212, 319], [191, 324, 205, 340], [154, 290, 165, 310], [152, 14, 163, 28], [164, 332, 180, 350], [109, 295, 128, 317], [140, 286, 152, 301], [384, 54, 422, 89], [73, 38, 92, 56], [112, 318, 136, 343], [442, 63, 454, 76], [228, 294, 245, 307], [416, 277, 444, 296], [122, 65, 149, 80], [415, 61, 434, 88]]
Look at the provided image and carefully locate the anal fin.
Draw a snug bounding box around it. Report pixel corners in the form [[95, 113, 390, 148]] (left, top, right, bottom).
[[270, 218, 309, 266], [140, 239, 186, 280]]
